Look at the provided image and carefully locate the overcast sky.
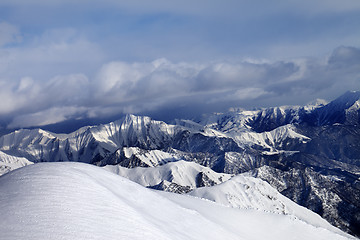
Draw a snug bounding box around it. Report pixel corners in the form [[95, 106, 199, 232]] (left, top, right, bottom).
[[0, 0, 359, 131]]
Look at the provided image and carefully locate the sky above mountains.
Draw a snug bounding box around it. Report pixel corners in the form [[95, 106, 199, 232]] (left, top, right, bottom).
[[0, 0, 359, 131]]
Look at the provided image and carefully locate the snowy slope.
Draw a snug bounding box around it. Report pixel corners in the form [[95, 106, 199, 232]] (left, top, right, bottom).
[[0, 150, 33, 176], [0, 127, 98, 163], [121, 147, 183, 167], [227, 124, 310, 151], [199, 108, 310, 152], [103, 160, 233, 191], [188, 174, 345, 234], [304, 91, 360, 126], [0, 162, 352, 240], [199, 109, 257, 132]]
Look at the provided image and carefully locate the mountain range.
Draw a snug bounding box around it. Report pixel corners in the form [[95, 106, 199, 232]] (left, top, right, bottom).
[[0, 90, 359, 237]]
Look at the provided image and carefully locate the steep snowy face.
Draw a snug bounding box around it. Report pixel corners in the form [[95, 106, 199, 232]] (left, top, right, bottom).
[[0, 115, 181, 164], [303, 99, 328, 112], [90, 114, 177, 149], [201, 105, 306, 133], [199, 109, 257, 132], [345, 99, 360, 124], [0, 151, 33, 176], [250, 106, 303, 132], [0, 127, 98, 163], [200, 106, 311, 152], [122, 147, 182, 167], [0, 163, 353, 240], [103, 160, 233, 193], [227, 124, 310, 152]]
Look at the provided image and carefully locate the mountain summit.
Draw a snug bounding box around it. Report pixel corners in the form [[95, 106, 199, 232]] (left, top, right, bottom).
[[304, 91, 360, 126]]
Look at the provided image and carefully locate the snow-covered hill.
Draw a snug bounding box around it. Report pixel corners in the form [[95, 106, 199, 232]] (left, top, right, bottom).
[[0, 162, 353, 240], [188, 174, 340, 231]]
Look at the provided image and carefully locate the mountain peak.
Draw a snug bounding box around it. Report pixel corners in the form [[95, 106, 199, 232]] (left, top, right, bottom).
[[305, 99, 328, 111], [330, 90, 360, 108]]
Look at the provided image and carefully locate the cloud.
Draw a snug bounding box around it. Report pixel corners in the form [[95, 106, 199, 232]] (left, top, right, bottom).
[[1, 46, 360, 129], [328, 46, 360, 68], [0, 73, 88, 115], [0, 22, 21, 47], [0, 14, 359, 129], [3, 0, 360, 16], [7, 106, 89, 129], [284, 0, 360, 14], [0, 27, 104, 82], [1, 0, 359, 62], [0, 0, 359, 132]]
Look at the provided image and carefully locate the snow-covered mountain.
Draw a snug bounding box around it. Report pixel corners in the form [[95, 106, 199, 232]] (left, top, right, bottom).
[[0, 91, 359, 237], [0, 115, 180, 165], [243, 165, 359, 232], [0, 162, 353, 240], [188, 174, 341, 231], [103, 160, 233, 193], [201, 91, 360, 133], [303, 91, 360, 126], [0, 150, 33, 176]]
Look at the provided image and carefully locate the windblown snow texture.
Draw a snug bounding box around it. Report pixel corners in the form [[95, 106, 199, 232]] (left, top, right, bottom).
[[0, 163, 352, 240]]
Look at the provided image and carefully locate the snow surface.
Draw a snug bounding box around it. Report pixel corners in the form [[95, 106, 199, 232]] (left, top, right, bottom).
[[121, 147, 183, 167], [228, 124, 310, 151], [0, 114, 180, 163], [199, 108, 311, 153], [188, 175, 347, 234], [0, 162, 353, 240], [0, 150, 33, 176], [0, 112, 311, 165], [103, 160, 232, 188]]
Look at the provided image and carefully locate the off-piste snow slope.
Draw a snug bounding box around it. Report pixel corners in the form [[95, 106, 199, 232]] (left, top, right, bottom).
[[0, 162, 353, 240]]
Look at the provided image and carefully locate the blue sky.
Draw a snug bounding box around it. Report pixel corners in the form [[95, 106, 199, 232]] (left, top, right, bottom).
[[0, 0, 360, 130]]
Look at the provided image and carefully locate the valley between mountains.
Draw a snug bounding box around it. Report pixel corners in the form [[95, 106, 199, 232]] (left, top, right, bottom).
[[1, 91, 359, 238]]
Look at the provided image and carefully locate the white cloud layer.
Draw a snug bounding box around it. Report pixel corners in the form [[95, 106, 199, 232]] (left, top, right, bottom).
[[1, 45, 359, 129], [0, 0, 359, 130]]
